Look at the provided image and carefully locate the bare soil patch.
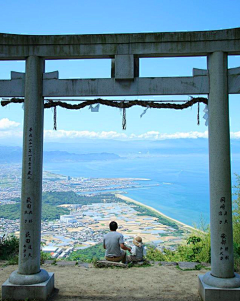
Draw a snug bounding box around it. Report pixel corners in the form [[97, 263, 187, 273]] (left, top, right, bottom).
[[0, 262, 206, 301]]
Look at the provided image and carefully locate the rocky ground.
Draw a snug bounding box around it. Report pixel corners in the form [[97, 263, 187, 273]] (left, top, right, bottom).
[[0, 261, 209, 301]]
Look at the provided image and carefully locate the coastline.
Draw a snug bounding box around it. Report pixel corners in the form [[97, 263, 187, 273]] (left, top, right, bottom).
[[115, 193, 195, 232]]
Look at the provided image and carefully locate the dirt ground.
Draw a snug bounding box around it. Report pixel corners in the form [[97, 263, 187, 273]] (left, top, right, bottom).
[[0, 262, 206, 301]]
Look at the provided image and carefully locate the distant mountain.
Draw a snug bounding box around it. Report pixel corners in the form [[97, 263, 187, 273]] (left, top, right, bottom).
[[1, 137, 240, 163], [43, 151, 121, 162], [43, 139, 210, 155], [0, 145, 121, 163], [44, 138, 211, 155], [0, 145, 22, 163], [149, 138, 209, 154]]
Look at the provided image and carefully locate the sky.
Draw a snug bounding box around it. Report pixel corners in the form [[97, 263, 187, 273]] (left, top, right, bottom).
[[0, 0, 240, 145]]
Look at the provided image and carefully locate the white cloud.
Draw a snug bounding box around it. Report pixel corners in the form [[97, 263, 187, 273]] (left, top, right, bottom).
[[230, 131, 240, 139], [2, 127, 240, 141], [43, 130, 240, 141], [44, 130, 128, 140], [43, 129, 209, 140], [0, 131, 22, 139], [0, 118, 20, 130], [137, 131, 209, 140]]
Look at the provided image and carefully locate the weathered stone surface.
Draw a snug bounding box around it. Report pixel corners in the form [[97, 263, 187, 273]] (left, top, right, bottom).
[[150, 261, 160, 265], [178, 262, 200, 270], [199, 274, 240, 301], [2, 70, 240, 98], [43, 76, 209, 97], [18, 56, 45, 276], [56, 261, 77, 267], [129, 260, 150, 266], [160, 261, 178, 266], [9, 269, 49, 285], [115, 55, 134, 79], [43, 260, 55, 265], [2, 272, 54, 301], [95, 260, 127, 268], [0, 28, 240, 60], [78, 262, 91, 268], [207, 51, 235, 279]]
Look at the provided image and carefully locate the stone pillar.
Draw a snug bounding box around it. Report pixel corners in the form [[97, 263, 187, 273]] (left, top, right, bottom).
[[2, 56, 54, 300], [199, 51, 240, 300], [208, 51, 234, 279]]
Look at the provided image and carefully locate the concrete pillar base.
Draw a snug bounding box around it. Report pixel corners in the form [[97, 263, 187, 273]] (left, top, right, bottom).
[[9, 269, 50, 285], [199, 274, 240, 301], [202, 271, 240, 288], [2, 272, 54, 301]]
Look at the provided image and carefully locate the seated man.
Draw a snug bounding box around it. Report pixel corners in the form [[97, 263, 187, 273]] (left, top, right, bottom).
[[103, 221, 131, 264]]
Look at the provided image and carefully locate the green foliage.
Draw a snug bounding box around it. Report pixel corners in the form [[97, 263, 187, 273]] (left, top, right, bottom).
[[146, 246, 166, 261], [40, 251, 52, 264], [0, 235, 19, 260], [233, 174, 240, 271], [146, 227, 211, 264], [233, 174, 240, 245], [195, 263, 202, 270], [7, 255, 18, 265], [0, 191, 121, 221], [0, 203, 21, 219], [0, 235, 53, 265], [41, 204, 69, 221], [187, 236, 201, 244], [42, 191, 120, 207], [68, 243, 105, 262], [185, 236, 203, 261], [176, 228, 210, 263]]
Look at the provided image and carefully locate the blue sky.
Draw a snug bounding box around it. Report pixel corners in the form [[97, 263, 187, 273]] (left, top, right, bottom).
[[0, 0, 240, 144]]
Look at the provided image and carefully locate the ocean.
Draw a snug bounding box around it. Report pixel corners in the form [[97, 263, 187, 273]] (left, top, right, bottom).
[[44, 153, 240, 227]]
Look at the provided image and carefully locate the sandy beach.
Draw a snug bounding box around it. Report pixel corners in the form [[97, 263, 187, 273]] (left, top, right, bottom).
[[116, 193, 196, 232]]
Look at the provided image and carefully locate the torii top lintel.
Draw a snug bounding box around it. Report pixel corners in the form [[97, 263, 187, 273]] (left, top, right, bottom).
[[0, 27, 240, 60]]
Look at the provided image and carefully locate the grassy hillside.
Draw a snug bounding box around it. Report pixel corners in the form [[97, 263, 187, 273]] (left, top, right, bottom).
[[68, 243, 105, 262]]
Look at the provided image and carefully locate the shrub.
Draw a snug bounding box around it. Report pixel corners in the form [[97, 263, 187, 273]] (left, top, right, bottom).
[[146, 246, 166, 261], [0, 235, 19, 260], [233, 174, 240, 271], [146, 227, 211, 264], [40, 251, 53, 264]]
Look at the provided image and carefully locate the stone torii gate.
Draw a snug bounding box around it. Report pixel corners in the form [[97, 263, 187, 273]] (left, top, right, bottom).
[[1, 28, 240, 301]]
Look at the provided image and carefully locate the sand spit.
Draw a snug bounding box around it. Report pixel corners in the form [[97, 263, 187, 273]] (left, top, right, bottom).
[[116, 193, 196, 232]]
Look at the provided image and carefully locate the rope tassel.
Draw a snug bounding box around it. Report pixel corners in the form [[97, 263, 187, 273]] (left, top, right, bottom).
[[197, 102, 200, 125], [122, 107, 126, 130], [53, 106, 57, 130]]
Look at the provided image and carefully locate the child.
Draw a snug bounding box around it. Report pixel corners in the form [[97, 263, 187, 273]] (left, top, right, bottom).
[[129, 236, 147, 262]]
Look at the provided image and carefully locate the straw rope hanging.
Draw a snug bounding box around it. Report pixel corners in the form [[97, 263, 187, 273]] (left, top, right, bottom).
[[1, 97, 208, 130]]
